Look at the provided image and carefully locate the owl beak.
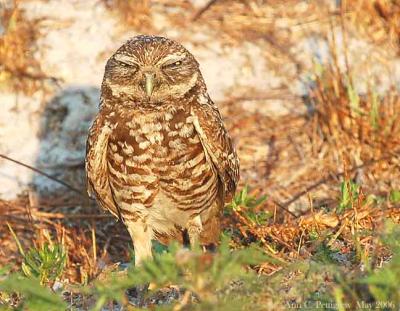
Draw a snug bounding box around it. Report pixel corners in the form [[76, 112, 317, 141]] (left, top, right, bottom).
[[145, 72, 155, 97]]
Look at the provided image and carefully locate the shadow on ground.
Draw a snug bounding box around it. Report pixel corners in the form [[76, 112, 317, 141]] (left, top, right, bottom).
[[30, 86, 133, 277]]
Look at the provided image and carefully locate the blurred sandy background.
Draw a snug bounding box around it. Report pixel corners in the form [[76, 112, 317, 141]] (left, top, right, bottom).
[[0, 0, 399, 202]]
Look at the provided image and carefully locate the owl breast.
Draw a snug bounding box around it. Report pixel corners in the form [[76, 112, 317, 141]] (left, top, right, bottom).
[[106, 106, 219, 236]]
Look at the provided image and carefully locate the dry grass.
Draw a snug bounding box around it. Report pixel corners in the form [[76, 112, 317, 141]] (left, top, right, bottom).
[[309, 55, 400, 189], [345, 0, 400, 52], [211, 13, 400, 273], [183, 0, 400, 47], [0, 0, 50, 95], [0, 194, 132, 284], [188, 0, 311, 40], [224, 22, 400, 213], [223, 96, 400, 272], [102, 0, 152, 31]]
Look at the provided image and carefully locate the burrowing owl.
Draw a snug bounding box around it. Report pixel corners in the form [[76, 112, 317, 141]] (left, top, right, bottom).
[[85, 35, 239, 266]]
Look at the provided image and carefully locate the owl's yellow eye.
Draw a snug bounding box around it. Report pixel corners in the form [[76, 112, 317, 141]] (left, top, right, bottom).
[[163, 60, 182, 69], [113, 54, 139, 71], [118, 61, 138, 71]]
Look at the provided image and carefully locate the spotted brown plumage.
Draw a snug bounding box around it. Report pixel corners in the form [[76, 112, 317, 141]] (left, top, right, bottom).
[[85, 35, 239, 266]]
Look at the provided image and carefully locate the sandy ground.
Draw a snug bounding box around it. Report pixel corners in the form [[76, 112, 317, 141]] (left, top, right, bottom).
[[0, 0, 399, 198]]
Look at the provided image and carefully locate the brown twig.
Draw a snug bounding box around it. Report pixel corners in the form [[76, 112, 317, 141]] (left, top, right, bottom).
[[34, 212, 112, 219], [0, 153, 86, 196], [271, 200, 297, 218], [191, 0, 219, 21]]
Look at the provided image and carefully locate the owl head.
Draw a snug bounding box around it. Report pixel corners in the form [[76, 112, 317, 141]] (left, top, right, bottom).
[[102, 35, 204, 105]]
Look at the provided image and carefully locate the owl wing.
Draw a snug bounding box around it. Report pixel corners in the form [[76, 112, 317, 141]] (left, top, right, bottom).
[[85, 110, 122, 220], [191, 96, 240, 202]]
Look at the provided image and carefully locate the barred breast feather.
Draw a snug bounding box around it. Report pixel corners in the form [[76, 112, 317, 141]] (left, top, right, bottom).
[[85, 96, 239, 242]]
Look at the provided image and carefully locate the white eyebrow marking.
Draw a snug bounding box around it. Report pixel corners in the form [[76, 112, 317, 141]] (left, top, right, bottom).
[[157, 52, 186, 66], [114, 54, 138, 65]]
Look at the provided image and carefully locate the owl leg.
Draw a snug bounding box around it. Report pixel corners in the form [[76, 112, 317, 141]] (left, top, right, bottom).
[[125, 220, 153, 266], [125, 221, 152, 306], [187, 215, 203, 247]]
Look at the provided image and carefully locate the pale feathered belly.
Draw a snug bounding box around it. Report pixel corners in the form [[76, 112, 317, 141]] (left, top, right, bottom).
[[106, 109, 220, 234]]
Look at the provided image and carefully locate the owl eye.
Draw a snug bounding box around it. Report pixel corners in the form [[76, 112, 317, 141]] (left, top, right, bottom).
[[163, 60, 182, 69], [118, 61, 138, 70], [113, 54, 139, 71]]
